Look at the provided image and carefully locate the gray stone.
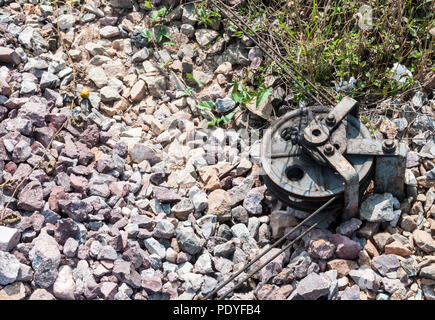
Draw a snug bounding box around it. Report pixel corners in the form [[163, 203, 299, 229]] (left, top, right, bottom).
[[195, 29, 219, 46], [181, 4, 198, 25], [420, 264, 435, 280], [382, 277, 405, 294], [216, 98, 235, 113], [194, 252, 213, 274], [180, 24, 195, 38], [130, 144, 161, 165], [287, 251, 312, 279], [29, 232, 61, 288], [243, 186, 266, 215], [348, 268, 380, 291], [88, 67, 108, 88], [144, 238, 166, 259], [176, 228, 202, 255], [297, 272, 330, 300], [154, 220, 175, 239], [213, 241, 236, 257], [359, 193, 399, 222], [58, 14, 75, 30], [100, 86, 121, 102], [63, 238, 79, 258], [132, 48, 150, 62], [172, 198, 194, 220], [100, 26, 120, 38], [196, 215, 217, 238], [97, 245, 118, 260], [0, 251, 20, 285], [40, 72, 60, 89], [189, 186, 208, 212]]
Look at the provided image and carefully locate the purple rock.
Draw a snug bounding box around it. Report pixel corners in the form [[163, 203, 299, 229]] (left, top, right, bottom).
[[18, 101, 47, 127], [70, 173, 88, 193], [96, 154, 115, 173], [76, 141, 95, 165], [406, 151, 420, 168], [99, 281, 118, 299], [308, 239, 336, 260], [371, 254, 400, 276], [58, 199, 92, 222], [54, 218, 80, 245], [62, 135, 79, 159], [122, 247, 144, 269], [141, 274, 162, 294], [329, 234, 361, 259], [336, 218, 362, 236], [152, 186, 181, 203], [79, 124, 100, 148], [340, 284, 360, 300], [243, 185, 266, 215], [17, 180, 43, 211]]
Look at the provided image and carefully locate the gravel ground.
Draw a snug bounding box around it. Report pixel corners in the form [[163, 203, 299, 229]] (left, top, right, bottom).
[[0, 0, 434, 300]]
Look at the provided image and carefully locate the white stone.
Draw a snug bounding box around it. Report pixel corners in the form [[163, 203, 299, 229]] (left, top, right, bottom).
[[53, 265, 76, 300], [0, 226, 20, 252]]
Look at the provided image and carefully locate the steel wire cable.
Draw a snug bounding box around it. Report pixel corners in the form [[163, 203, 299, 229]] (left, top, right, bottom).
[[202, 195, 337, 300], [217, 210, 333, 300]]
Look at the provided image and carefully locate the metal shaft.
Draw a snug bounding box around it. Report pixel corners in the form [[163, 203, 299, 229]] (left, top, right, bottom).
[[217, 211, 331, 300], [202, 195, 337, 300]]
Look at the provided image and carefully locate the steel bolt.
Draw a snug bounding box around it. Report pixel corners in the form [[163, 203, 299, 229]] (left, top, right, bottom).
[[382, 139, 396, 153], [326, 114, 336, 126], [324, 144, 334, 156]]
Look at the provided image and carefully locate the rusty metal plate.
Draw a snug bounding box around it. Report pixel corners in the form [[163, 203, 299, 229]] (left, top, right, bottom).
[[346, 139, 405, 156]]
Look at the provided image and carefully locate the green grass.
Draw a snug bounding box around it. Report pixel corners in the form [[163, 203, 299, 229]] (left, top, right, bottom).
[[211, 0, 434, 105]]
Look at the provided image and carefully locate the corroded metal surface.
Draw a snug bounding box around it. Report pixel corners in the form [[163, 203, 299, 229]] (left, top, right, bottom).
[[261, 96, 407, 216], [261, 104, 374, 213]]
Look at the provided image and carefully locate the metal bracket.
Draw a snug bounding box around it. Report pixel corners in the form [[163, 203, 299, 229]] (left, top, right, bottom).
[[316, 144, 360, 219], [346, 138, 407, 199], [299, 96, 406, 216]]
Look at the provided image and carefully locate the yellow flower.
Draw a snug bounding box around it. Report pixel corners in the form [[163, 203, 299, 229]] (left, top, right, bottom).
[[80, 88, 90, 99]]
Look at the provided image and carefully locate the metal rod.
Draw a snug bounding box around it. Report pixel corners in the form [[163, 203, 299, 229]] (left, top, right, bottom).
[[202, 195, 337, 300], [210, 0, 335, 106], [217, 211, 331, 300]]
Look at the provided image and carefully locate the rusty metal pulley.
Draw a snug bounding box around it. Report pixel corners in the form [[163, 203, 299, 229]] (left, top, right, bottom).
[[261, 97, 407, 220]]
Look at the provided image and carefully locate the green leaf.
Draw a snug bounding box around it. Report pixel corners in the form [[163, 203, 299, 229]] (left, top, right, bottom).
[[198, 101, 214, 111], [186, 73, 204, 87], [256, 86, 273, 108], [144, 0, 152, 9], [182, 86, 194, 97], [151, 7, 169, 24], [154, 25, 170, 43], [165, 41, 177, 46], [231, 81, 242, 103], [141, 29, 153, 42], [222, 108, 239, 123], [208, 118, 218, 126]]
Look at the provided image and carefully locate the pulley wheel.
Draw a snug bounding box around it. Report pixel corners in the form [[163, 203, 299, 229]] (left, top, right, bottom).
[[261, 106, 375, 212]]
